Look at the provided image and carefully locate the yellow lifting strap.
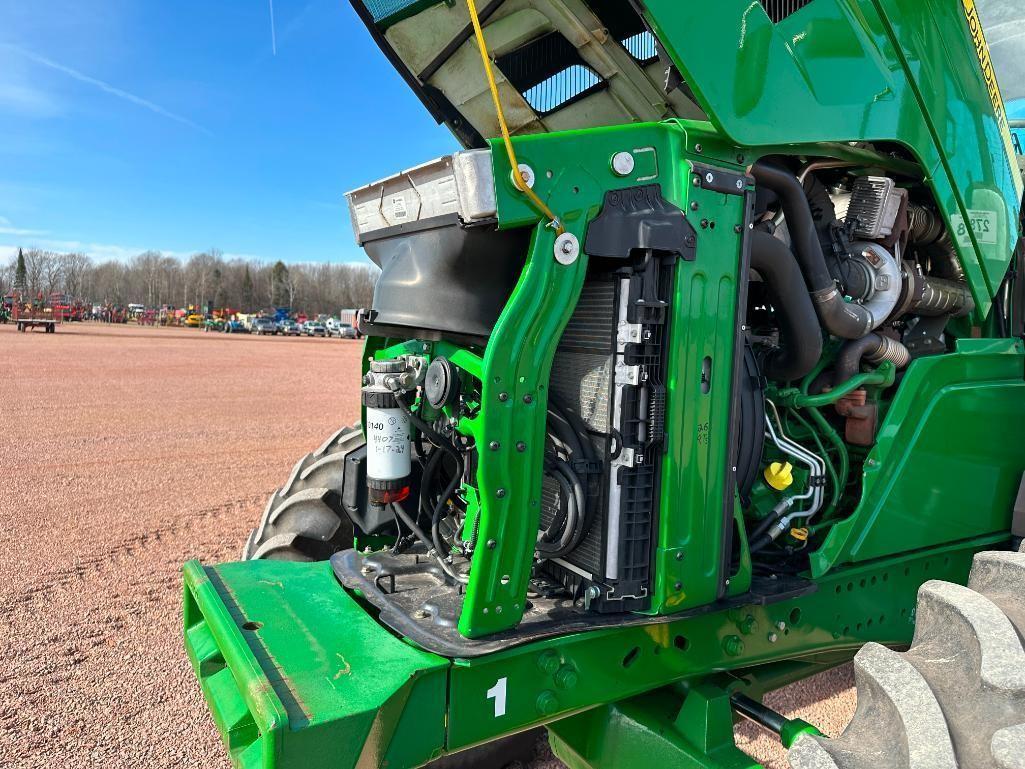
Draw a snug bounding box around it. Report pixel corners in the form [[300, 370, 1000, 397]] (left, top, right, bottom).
[[465, 0, 565, 235]]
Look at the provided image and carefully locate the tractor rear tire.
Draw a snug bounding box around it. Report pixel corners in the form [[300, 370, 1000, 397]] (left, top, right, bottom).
[[243, 423, 364, 561], [787, 542, 1025, 769]]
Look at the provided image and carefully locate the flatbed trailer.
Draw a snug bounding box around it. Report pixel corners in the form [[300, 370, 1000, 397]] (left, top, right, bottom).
[[13, 302, 59, 333]]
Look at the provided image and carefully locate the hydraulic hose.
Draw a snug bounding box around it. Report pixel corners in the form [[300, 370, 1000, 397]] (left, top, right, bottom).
[[750, 230, 823, 380], [537, 464, 580, 558], [430, 457, 464, 558], [752, 161, 875, 339], [833, 333, 910, 387], [391, 501, 432, 550], [393, 391, 465, 558]]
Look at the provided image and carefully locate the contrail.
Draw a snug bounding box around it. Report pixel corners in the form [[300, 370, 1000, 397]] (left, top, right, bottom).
[[269, 0, 278, 55], [1, 44, 211, 135]]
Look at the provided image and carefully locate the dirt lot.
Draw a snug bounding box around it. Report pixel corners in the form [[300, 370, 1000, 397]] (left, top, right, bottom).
[[0, 322, 854, 768]]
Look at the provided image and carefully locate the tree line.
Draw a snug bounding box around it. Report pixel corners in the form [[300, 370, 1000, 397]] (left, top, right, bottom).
[[2, 248, 378, 315]]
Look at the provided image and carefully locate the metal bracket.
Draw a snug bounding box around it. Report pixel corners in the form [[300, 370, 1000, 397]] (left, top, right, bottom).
[[692, 162, 750, 196]]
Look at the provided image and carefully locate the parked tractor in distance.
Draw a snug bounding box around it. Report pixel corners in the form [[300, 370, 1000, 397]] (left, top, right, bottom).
[[184, 2, 1025, 768]]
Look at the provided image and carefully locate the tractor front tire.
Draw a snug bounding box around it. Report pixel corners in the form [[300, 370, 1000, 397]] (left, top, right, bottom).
[[788, 543, 1025, 769], [244, 423, 364, 561]]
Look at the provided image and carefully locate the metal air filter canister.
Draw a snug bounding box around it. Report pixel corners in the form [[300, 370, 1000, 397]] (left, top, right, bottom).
[[362, 359, 411, 504]]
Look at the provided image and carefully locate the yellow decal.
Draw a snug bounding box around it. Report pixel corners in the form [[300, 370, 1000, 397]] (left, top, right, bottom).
[[962, 0, 1024, 197]]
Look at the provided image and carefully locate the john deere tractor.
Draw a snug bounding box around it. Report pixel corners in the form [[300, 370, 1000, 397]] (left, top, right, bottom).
[[184, 1, 1025, 767]]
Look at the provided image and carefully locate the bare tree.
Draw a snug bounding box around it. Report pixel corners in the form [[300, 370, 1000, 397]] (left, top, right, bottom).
[[60, 252, 92, 297]]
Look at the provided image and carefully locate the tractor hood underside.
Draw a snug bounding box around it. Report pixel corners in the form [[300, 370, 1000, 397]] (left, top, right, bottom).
[[351, 0, 1022, 307], [348, 0, 706, 148]]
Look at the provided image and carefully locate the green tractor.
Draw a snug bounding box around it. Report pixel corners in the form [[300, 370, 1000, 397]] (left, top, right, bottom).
[[184, 1, 1025, 767]]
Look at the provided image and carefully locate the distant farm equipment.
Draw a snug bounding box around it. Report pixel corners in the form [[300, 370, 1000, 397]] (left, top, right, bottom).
[[12, 293, 59, 333]]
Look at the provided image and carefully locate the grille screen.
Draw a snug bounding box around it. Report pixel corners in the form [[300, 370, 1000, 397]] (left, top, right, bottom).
[[759, 0, 814, 23], [496, 32, 607, 116], [358, 0, 436, 24]]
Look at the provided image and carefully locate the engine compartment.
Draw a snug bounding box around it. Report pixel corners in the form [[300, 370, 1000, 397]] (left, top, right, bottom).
[[331, 128, 1021, 649]]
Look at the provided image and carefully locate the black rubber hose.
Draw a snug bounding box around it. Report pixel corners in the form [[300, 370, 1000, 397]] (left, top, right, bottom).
[[418, 447, 445, 521], [833, 333, 911, 387], [549, 396, 597, 462], [750, 230, 823, 380], [391, 501, 433, 551], [537, 467, 578, 556], [833, 335, 883, 387], [430, 460, 463, 558], [546, 407, 584, 460], [752, 161, 873, 339], [394, 392, 465, 557], [752, 161, 834, 289]]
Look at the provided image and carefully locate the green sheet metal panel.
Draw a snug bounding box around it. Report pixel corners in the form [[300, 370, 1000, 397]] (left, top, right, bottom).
[[641, 0, 1022, 313], [444, 538, 995, 750], [811, 338, 1025, 575], [183, 560, 449, 768]]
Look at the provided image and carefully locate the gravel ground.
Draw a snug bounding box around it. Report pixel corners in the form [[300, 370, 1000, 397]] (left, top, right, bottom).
[[0, 321, 855, 768]]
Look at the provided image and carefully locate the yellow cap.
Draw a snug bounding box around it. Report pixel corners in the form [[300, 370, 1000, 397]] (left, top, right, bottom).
[[763, 461, 794, 491], [789, 527, 809, 542]]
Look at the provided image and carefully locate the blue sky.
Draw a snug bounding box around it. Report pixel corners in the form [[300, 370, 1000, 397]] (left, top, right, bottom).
[[0, 1, 458, 265]]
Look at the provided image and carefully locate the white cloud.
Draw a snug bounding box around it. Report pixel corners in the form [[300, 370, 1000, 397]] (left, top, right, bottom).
[[0, 215, 48, 237], [0, 43, 211, 135]]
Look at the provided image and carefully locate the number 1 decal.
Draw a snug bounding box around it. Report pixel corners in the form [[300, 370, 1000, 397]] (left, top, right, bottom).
[[486, 677, 507, 717]]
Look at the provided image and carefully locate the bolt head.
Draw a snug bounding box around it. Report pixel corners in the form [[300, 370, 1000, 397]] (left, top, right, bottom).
[[554, 232, 580, 265], [611, 151, 635, 177], [486, 539, 497, 549], [516, 441, 526, 452], [768, 632, 779, 643], [522, 394, 533, 404], [705, 172, 714, 184], [554, 666, 578, 690], [537, 651, 560, 674], [498, 391, 509, 401], [496, 488, 507, 498], [489, 440, 500, 451], [515, 164, 535, 189], [723, 635, 744, 656], [536, 690, 559, 716]]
